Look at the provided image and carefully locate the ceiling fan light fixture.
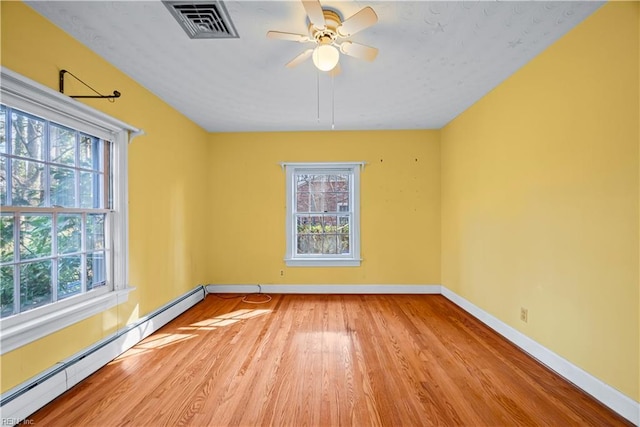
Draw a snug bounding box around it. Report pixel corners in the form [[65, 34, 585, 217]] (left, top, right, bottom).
[[312, 45, 339, 71]]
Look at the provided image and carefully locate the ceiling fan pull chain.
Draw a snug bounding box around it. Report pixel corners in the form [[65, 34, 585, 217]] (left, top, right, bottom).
[[331, 72, 335, 130], [317, 68, 321, 122]]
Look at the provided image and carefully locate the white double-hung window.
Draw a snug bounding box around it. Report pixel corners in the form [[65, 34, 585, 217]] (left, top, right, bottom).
[[0, 68, 139, 354], [284, 162, 362, 267]]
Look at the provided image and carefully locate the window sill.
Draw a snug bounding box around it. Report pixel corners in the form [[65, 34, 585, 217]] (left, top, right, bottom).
[[0, 287, 134, 355], [285, 258, 362, 267]]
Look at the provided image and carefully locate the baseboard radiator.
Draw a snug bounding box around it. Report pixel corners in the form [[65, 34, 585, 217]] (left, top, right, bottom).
[[0, 286, 205, 425]]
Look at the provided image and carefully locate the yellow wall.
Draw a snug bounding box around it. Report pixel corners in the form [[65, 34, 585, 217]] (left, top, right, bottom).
[[1, 0, 637, 410], [441, 1, 639, 400], [207, 130, 441, 285], [0, 2, 210, 392]]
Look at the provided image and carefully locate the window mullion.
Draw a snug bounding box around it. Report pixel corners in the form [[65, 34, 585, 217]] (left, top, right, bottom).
[[12, 212, 20, 316], [0, 206, 110, 214], [51, 213, 58, 302], [5, 155, 12, 207], [75, 131, 80, 208], [6, 110, 12, 206], [43, 121, 50, 208], [106, 211, 113, 289], [81, 212, 87, 294]]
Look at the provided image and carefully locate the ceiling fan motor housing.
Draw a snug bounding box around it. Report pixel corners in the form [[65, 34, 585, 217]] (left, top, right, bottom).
[[309, 9, 342, 45]]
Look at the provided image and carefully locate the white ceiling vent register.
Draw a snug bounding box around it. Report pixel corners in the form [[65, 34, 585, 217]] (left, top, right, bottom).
[[163, 1, 238, 39]]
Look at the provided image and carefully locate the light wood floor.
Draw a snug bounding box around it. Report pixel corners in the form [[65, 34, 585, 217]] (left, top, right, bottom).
[[30, 294, 630, 426]]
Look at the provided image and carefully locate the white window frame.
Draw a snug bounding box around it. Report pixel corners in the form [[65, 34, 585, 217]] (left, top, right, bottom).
[[283, 162, 363, 267], [0, 67, 139, 354]]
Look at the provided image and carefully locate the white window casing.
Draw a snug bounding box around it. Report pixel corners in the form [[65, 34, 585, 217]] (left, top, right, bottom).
[[283, 162, 363, 267], [0, 67, 140, 354]]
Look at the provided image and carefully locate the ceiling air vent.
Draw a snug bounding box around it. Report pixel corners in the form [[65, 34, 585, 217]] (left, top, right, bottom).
[[163, 1, 239, 39]]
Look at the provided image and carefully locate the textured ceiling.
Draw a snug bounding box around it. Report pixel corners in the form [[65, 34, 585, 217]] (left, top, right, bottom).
[[26, 1, 604, 132]]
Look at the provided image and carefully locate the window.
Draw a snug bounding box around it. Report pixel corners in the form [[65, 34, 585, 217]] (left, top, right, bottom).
[[284, 162, 362, 267], [0, 67, 138, 354], [1, 106, 110, 317]]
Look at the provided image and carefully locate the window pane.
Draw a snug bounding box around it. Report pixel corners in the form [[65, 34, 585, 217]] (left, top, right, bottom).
[[307, 174, 327, 191], [339, 234, 350, 254], [58, 214, 82, 254], [20, 260, 52, 312], [297, 235, 310, 254], [335, 192, 349, 210], [297, 233, 325, 255], [79, 135, 102, 171], [0, 156, 6, 206], [80, 171, 103, 208], [0, 105, 6, 153], [297, 216, 323, 234], [11, 111, 44, 160], [19, 214, 52, 260], [310, 192, 325, 212], [296, 174, 310, 187], [50, 124, 76, 166], [58, 255, 81, 300], [1, 214, 15, 262], [11, 159, 45, 206], [86, 251, 106, 290], [323, 215, 337, 233], [50, 166, 76, 207], [329, 174, 349, 187], [0, 265, 14, 318], [86, 214, 105, 250], [322, 235, 339, 254], [297, 235, 324, 255], [296, 191, 310, 212], [308, 235, 323, 254], [338, 216, 350, 234]]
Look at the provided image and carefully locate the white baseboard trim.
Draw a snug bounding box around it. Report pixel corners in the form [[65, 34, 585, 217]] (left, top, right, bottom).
[[440, 286, 640, 426], [205, 283, 442, 294], [0, 286, 205, 425]]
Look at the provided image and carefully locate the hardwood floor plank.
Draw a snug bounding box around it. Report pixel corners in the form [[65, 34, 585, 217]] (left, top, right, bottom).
[[28, 294, 631, 426]]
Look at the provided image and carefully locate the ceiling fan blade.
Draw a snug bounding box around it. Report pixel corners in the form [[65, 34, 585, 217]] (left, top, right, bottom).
[[337, 6, 378, 37], [302, 0, 326, 30], [340, 41, 378, 61], [286, 48, 314, 68], [267, 31, 310, 43]]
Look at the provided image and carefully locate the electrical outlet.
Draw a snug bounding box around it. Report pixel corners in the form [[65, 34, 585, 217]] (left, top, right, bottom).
[[280, 270, 284, 276], [520, 307, 528, 323]]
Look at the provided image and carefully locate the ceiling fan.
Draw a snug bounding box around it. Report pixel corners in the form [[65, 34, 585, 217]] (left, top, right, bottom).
[[267, 0, 379, 73]]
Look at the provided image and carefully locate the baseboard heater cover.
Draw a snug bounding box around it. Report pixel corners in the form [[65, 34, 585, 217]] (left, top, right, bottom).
[[0, 286, 205, 424]]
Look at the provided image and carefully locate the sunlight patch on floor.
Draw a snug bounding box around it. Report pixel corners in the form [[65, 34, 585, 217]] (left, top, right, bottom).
[[108, 308, 272, 366], [178, 308, 272, 331]]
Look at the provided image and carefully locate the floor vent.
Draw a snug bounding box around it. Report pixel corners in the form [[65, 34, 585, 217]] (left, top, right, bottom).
[[163, 1, 239, 39]]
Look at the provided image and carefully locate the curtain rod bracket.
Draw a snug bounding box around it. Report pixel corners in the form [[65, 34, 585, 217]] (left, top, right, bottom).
[[59, 69, 121, 100]]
